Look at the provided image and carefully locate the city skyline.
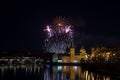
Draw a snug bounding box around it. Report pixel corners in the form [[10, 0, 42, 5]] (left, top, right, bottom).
[[0, 1, 120, 80]]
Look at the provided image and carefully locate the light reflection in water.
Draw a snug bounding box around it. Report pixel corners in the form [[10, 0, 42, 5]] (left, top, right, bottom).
[[0, 65, 112, 80]]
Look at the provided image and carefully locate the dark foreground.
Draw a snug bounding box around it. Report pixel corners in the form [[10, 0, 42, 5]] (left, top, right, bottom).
[[0, 64, 120, 80]]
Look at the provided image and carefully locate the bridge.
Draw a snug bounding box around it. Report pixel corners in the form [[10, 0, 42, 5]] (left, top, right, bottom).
[[0, 57, 44, 65]]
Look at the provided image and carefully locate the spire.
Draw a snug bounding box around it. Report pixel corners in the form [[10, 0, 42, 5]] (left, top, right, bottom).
[[81, 45, 84, 49], [80, 45, 85, 52], [70, 39, 74, 48]]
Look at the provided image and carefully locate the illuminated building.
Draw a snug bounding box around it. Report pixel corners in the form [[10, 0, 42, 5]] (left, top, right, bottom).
[[70, 41, 75, 63], [52, 41, 88, 63]]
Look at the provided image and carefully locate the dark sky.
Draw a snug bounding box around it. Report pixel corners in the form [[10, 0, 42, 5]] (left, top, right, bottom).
[[0, 1, 120, 52]]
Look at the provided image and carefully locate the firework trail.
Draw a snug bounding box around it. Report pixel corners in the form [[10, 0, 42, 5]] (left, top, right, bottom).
[[44, 17, 73, 53]]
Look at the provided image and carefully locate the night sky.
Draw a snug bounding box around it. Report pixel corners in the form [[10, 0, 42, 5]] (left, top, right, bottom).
[[0, 1, 120, 52]]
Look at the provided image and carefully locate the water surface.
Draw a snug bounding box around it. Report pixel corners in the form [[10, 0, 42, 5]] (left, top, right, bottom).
[[0, 64, 118, 80]]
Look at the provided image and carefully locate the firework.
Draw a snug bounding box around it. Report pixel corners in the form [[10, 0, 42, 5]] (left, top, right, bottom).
[[44, 18, 73, 53]]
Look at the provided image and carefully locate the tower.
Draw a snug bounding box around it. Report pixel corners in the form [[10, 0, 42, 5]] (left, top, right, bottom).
[[91, 48, 95, 58], [70, 40, 75, 63], [80, 46, 88, 60], [80, 46, 86, 53]]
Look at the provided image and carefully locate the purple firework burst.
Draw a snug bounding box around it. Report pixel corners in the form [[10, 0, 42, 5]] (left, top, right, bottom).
[[44, 18, 73, 53]]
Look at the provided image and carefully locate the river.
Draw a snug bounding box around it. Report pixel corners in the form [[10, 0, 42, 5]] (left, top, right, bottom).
[[0, 64, 119, 80]]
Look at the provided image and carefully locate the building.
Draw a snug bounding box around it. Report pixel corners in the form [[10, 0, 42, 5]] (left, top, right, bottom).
[[52, 41, 88, 63]]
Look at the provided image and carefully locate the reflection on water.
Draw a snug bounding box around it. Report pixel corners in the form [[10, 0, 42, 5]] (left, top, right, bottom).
[[0, 65, 112, 80], [51, 66, 110, 80]]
